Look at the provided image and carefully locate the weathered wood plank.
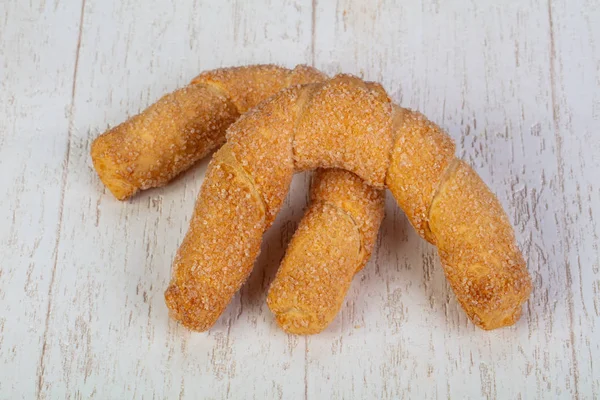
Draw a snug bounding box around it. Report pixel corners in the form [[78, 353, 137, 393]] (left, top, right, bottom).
[[0, 1, 85, 398], [548, 0, 600, 396]]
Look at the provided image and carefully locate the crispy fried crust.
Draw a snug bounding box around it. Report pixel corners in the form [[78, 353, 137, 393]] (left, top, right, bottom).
[[429, 161, 532, 329], [228, 86, 307, 226], [91, 65, 326, 200], [91, 84, 239, 200], [294, 76, 393, 187], [386, 106, 456, 243], [90, 64, 387, 333], [192, 64, 327, 113], [164, 144, 266, 331], [309, 168, 385, 268], [267, 169, 384, 334], [167, 74, 532, 332]]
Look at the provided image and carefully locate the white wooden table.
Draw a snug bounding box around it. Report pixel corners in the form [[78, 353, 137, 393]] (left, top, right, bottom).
[[1, 1, 599, 398]]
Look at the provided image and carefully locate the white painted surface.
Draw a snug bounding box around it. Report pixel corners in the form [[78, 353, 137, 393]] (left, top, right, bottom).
[[1, 0, 598, 398]]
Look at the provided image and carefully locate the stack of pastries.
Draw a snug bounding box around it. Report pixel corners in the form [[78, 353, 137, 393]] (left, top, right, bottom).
[[91, 65, 532, 334]]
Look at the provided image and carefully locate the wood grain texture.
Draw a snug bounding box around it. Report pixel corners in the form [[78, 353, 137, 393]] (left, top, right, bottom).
[[0, 1, 86, 398], [0, 0, 598, 399]]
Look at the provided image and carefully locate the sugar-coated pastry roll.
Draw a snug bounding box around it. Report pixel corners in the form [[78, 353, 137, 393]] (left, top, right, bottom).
[[166, 75, 532, 331], [267, 169, 384, 334], [91, 65, 326, 200]]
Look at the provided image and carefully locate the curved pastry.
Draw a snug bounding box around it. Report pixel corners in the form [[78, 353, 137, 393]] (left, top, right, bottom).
[[165, 75, 532, 331], [90, 65, 387, 333]]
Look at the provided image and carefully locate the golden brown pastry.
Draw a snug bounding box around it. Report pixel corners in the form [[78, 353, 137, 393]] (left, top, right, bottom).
[[91, 64, 389, 333], [267, 169, 384, 334], [91, 65, 326, 200], [165, 75, 532, 332]]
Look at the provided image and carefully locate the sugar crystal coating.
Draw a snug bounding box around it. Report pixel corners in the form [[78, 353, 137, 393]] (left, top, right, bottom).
[[267, 169, 384, 334], [94, 64, 532, 333], [92, 64, 326, 200], [228, 87, 302, 226], [429, 161, 532, 329], [91, 65, 388, 332], [113, 66, 389, 332], [386, 106, 456, 243], [165, 145, 266, 331], [91, 84, 239, 199], [192, 64, 327, 114], [169, 73, 532, 332], [267, 202, 361, 334], [294, 75, 394, 187]]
